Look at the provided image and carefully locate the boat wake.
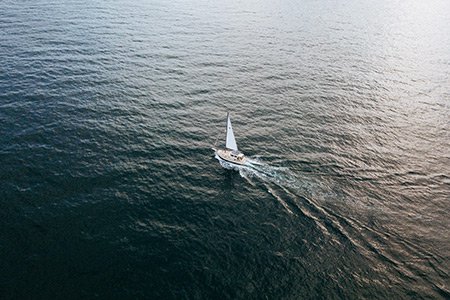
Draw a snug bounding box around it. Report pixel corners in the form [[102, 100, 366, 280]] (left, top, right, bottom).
[[215, 154, 310, 189], [215, 154, 304, 213], [214, 150, 446, 293], [243, 157, 298, 186], [215, 154, 296, 184]]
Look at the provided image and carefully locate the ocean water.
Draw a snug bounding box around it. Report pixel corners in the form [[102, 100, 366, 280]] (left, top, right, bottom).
[[1, 0, 449, 298]]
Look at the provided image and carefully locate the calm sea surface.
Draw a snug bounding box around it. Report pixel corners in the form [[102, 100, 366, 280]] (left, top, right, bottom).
[[1, 0, 449, 298]]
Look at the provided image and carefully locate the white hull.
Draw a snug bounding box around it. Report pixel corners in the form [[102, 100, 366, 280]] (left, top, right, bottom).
[[215, 149, 246, 165], [213, 113, 246, 168]]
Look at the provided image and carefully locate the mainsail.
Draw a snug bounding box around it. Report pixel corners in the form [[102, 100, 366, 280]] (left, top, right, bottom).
[[225, 112, 238, 151]]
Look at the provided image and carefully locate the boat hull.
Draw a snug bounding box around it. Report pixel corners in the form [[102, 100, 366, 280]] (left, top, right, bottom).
[[215, 149, 246, 165]]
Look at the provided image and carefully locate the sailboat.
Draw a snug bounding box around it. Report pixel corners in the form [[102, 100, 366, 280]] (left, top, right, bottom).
[[213, 112, 247, 165]]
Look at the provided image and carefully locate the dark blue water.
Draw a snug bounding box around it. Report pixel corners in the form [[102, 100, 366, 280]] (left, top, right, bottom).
[[1, 0, 449, 298]]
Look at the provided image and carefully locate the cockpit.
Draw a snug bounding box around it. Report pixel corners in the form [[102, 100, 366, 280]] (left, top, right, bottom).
[[230, 151, 244, 161]]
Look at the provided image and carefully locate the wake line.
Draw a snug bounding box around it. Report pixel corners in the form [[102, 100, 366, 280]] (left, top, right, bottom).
[[215, 154, 299, 187], [215, 154, 300, 214], [216, 154, 434, 285]]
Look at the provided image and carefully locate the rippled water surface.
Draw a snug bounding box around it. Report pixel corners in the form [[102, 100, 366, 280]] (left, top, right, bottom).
[[1, 0, 449, 298]]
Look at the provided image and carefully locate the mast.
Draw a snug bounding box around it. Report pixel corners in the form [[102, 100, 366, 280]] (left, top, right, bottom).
[[225, 112, 229, 146]]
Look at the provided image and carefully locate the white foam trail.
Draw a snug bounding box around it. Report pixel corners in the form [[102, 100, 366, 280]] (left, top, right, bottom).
[[214, 154, 299, 213], [215, 154, 297, 185], [244, 158, 298, 187]]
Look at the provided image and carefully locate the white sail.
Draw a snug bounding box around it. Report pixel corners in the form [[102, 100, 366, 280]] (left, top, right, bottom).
[[225, 113, 238, 151]]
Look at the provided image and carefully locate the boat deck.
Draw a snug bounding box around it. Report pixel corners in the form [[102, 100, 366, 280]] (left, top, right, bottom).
[[216, 149, 246, 165]]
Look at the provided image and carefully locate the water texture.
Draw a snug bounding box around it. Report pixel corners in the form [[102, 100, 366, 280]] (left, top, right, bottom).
[[1, 0, 449, 298]]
